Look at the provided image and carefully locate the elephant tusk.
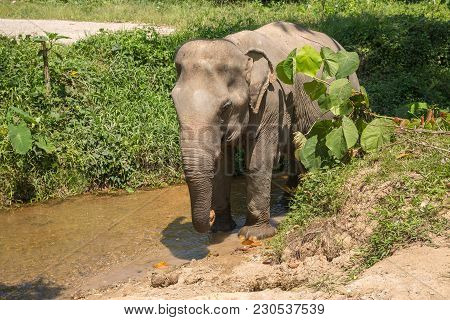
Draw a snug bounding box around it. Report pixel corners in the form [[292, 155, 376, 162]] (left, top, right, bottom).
[[209, 209, 216, 226]]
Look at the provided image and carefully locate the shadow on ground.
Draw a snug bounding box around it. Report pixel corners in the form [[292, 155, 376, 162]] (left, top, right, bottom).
[[0, 278, 64, 300]]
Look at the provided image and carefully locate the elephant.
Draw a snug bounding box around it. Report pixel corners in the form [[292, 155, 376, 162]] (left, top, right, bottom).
[[171, 21, 359, 240]]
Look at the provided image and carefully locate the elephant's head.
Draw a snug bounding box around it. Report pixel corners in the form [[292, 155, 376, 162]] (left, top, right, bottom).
[[171, 39, 275, 233]]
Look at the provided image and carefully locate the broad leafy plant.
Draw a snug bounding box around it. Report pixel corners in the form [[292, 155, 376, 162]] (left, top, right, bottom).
[[277, 45, 449, 170], [6, 106, 56, 155]]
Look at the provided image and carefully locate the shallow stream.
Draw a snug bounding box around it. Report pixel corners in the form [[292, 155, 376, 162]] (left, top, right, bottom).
[[0, 177, 286, 299]]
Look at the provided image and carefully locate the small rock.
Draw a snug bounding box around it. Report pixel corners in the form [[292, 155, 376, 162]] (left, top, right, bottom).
[[184, 275, 202, 285], [151, 273, 167, 288], [151, 272, 179, 288], [167, 272, 180, 285], [287, 261, 300, 269]]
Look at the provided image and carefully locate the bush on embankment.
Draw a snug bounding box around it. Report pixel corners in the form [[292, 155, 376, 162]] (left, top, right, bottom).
[[0, 30, 185, 205], [1, 0, 449, 206], [270, 133, 449, 274]]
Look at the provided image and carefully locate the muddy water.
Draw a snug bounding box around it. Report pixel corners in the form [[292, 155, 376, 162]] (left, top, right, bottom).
[[0, 177, 287, 299]]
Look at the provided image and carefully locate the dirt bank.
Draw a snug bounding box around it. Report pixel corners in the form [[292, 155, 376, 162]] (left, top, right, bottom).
[[80, 235, 449, 300]]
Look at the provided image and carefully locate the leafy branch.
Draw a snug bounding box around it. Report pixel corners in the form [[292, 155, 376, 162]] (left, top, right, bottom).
[[276, 45, 449, 170]]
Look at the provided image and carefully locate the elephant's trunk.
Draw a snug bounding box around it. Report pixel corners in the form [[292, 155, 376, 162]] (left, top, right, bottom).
[[181, 141, 217, 233]]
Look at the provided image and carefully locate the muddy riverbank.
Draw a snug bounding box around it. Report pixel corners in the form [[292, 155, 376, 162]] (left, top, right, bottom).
[[0, 177, 286, 299], [1, 176, 448, 300]]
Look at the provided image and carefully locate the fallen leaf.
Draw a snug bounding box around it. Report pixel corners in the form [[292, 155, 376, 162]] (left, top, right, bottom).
[[396, 153, 411, 159], [250, 241, 262, 247], [153, 261, 169, 269], [399, 119, 410, 127], [241, 239, 254, 246]]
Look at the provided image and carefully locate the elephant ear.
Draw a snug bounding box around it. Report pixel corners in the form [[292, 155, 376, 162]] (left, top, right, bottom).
[[245, 49, 276, 114]]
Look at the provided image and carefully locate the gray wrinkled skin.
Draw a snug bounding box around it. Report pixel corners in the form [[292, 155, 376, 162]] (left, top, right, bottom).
[[171, 22, 360, 240]]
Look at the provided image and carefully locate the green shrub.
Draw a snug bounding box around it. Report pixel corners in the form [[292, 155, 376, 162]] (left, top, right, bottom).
[[0, 29, 187, 205], [270, 133, 449, 269]]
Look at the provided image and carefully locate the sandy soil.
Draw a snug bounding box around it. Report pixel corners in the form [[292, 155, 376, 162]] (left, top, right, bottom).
[[79, 235, 449, 300], [0, 19, 174, 43]]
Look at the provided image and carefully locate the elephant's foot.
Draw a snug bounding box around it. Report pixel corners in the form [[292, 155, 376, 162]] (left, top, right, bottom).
[[238, 223, 276, 241], [211, 214, 237, 233]]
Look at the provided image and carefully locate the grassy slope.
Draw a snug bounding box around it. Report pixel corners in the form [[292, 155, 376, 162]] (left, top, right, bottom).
[[0, 0, 449, 207], [271, 132, 449, 272]]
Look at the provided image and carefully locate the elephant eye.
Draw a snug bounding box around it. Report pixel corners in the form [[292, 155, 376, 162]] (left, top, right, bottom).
[[221, 99, 232, 111]]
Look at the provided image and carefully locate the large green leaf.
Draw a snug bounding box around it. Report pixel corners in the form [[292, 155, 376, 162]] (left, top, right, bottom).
[[276, 49, 296, 85], [320, 47, 339, 79], [35, 136, 56, 154], [329, 78, 352, 102], [307, 119, 334, 139], [303, 80, 326, 100], [276, 61, 292, 84], [342, 116, 359, 148], [317, 93, 332, 111], [329, 101, 353, 116], [324, 116, 358, 160], [295, 45, 322, 77], [361, 118, 394, 152], [8, 123, 32, 155], [335, 51, 359, 79], [327, 78, 353, 115], [325, 127, 347, 160], [299, 135, 322, 170]]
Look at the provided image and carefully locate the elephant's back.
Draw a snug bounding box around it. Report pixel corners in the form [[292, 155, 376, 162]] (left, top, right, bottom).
[[255, 21, 343, 54]]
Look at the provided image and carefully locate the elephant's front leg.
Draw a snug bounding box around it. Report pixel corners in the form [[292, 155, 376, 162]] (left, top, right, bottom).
[[238, 134, 277, 240], [211, 146, 237, 232]]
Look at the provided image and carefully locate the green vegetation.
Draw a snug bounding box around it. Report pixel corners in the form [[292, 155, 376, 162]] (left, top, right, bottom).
[[271, 132, 449, 271], [1, 0, 449, 208], [0, 29, 185, 205], [276, 43, 449, 171], [2, 1, 449, 109]]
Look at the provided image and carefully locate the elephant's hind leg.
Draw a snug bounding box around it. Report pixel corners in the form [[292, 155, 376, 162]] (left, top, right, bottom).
[[211, 146, 237, 232]]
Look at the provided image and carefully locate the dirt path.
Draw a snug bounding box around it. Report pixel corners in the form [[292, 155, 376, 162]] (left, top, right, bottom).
[[0, 19, 174, 43]]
